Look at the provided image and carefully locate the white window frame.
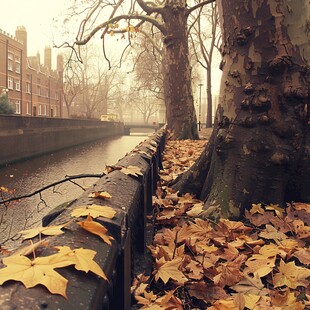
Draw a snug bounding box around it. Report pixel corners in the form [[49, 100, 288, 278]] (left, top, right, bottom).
[[8, 76, 14, 89], [8, 59, 13, 71], [26, 102, 31, 115], [15, 100, 21, 114], [38, 104, 42, 115], [15, 79, 21, 91], [26, 82, 31, 94]]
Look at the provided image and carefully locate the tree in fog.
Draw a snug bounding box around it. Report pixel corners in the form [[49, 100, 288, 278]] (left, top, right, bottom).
[[128, 26, 164, 124], [190, 1, 221, 128], [63, 45, 119, 118], [63, 57, 83, 117], [65, 0, 216, 139]]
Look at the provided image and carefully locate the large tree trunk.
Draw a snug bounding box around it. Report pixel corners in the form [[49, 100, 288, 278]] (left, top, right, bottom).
[[161, 1, 199, 140], [173, 0, 310, 220]]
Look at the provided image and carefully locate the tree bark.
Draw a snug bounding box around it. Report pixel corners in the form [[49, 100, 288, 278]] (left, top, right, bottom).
[[173, 0, 310, 220], [161, 1, 199, 140]]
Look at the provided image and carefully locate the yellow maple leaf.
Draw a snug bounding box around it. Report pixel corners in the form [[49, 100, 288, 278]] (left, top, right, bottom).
[[0, 254, 68, 297], [259, 224, 287, 242], [135, 290, 157, 306], [250, 203, 265, 215], [231, 274, 268, 295], [245, 254, 276, 277], [77, 214, 114, 245], [19, 223, 68, 240], [244, 294, 261, 309], [120, 165, 143, 177], [88, 191, 112, 199], [155, 257, 187, 284], [265, 203, 285, 218], [273, 259, 310, 289], [71, 204, 116, 219], [52, 246, 108, 281]]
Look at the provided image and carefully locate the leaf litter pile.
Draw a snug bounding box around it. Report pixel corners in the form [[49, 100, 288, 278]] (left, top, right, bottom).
[[131, 138, 310, 309]]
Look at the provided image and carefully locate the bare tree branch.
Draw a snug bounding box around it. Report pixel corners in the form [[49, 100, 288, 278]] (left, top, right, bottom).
[[0, 174, 104, 205], [186, 0, 216, 15], [75, 14, 166, 46]]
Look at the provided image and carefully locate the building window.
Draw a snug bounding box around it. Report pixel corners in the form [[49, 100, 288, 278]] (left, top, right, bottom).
[[8, 53, 13, 71], [8, 76, 14, 89], [8, 59, 13, 71], [44, 104, 47, 115], [38, 104, 42, 115], [37, 85, 41, 96], [26, 82, 31, 94], [15, 79, 21, 91], [26, 102, 31, 115], [15, 56, 21, 74], [15, 100, 21, 114]]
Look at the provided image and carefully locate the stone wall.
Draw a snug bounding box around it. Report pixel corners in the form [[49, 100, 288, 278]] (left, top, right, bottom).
[[0, 115, 124, 166]]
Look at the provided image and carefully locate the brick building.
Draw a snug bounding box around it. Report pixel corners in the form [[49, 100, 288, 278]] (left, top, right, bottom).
[[0, 26, 63, 117]]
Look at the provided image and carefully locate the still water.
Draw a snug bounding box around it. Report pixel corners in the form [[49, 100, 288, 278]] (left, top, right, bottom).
[[0, 134, 146, 249]]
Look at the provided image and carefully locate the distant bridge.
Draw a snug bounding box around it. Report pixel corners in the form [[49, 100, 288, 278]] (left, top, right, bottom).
[[123, 122, 160, 135]]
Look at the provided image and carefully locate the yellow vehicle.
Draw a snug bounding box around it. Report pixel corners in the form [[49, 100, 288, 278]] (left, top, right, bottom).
[[100, 114, 119, 122]]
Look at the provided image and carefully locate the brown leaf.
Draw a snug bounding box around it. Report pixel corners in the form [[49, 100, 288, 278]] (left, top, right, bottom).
[[88, 191, 112, 199], [273, 259, 310, 289], [293, 248, 310, 265], [231, 274, 268, 295], [77, 214, 114, 245], [187, 282, 229, 301], [155, 257, 187, 284], [259, 224, 288, 242], [120, 165, 143, 177]]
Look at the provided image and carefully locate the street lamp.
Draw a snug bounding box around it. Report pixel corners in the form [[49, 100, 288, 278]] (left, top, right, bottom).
[[198, 83, 203, 131]]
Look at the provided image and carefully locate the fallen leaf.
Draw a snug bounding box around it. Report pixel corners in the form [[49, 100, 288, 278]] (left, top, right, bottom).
[[155, 257, 188, 284], [88, 191, 112, 199], [0, 254, 68, 297], [19, 223, 68, 240], [52, 246, 108, 281], [135, 290, 157, 306], [273, 259, 310, 289], [187, 281, 228, 301], [231, 274, 268, 295], [293, 248, 310, 265], [71, 204, 116, 219], [265, 203, 285, 218], [259, 224, 287, 242], [120, 165, 143, 177], [250, 203, 265, 215], [77, 214, 114, 245]]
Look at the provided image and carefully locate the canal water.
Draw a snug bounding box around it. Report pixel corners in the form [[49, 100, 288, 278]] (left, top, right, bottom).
[[0, 134, 147, 249]]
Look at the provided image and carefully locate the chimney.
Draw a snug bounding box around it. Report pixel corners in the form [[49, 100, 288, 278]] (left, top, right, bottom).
[[44, 46, 52, 71], [15, 26, 27, 55], [57, 54, 63, 76]]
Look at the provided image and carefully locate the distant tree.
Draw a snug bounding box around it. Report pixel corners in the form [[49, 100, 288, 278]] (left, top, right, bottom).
[[63, 45, 120, 118], [190, 1, 221, 128], [0, 93, 14, 114], [63, 57, 83, 117]]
